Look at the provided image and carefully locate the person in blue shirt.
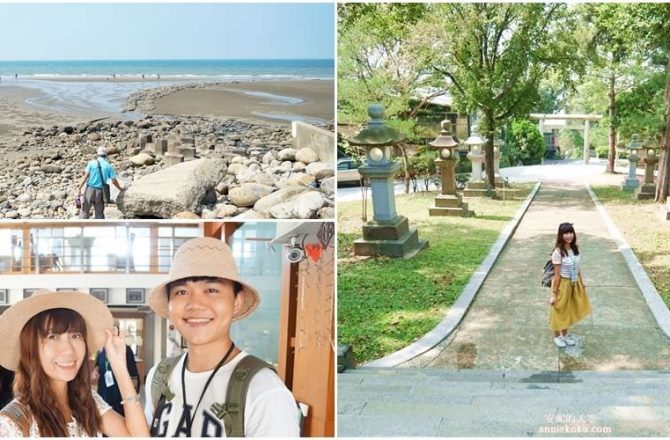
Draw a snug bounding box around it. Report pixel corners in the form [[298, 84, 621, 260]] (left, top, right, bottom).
[[78, 146, 124, 219]]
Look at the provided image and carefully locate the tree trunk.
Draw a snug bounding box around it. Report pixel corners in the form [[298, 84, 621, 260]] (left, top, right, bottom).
[[655, 61, 670, 203], [483, 109, 496, 195], [607, 72, 617, 174]]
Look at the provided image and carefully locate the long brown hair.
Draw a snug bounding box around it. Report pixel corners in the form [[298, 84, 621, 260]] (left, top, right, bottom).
[[14, 308, 101, 436], [554, 222, 580, 257]]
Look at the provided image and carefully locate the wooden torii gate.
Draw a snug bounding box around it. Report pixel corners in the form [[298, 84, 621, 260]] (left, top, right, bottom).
[[530, 113, 604, 165]]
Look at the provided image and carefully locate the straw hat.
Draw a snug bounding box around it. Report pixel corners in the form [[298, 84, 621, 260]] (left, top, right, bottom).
[[0, 290, 114, 371], [149, 237, 260, 320]]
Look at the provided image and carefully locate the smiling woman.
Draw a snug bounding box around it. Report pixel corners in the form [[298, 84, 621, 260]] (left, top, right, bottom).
[[0, 290, 150, 437]]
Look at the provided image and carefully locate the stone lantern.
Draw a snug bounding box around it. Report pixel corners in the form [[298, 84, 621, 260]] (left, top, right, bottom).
[[493, 133, 504, 187], [636, 143, 660, 200], [463, 126, 488, 197], [428, 120, 473, 216], [621, 134, 641, 191], [348, 104, 427, 258]]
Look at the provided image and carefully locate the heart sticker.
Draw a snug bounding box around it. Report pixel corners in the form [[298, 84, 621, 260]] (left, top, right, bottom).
[[304, 243, 323, 262]]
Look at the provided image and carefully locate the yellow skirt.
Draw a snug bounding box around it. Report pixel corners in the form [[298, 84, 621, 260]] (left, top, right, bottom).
[[549, 277, 591, 331]]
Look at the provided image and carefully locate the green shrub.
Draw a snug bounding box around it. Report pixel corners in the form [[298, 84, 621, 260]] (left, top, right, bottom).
[[456, 159, 472, 173], [456, 173, 470, 189], [503, 119, 545, 165], [408, 146, 438, 191], [595, 145, 609, 159]]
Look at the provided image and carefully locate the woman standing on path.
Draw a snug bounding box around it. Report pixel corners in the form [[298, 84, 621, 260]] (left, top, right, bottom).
[[549, 222, 591, 348]]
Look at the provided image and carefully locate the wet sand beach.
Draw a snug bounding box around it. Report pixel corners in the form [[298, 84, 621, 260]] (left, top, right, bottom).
[[0, 79, 334, 145], [151, 79, 333, 124], [0, 85, 95, 144]]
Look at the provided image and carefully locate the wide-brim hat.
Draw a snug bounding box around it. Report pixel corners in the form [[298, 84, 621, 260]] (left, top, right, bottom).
[[149, 237, 260, 320], [0, 290, 114, 371]]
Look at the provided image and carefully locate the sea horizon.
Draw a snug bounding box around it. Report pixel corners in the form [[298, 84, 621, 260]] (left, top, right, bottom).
[[0, 58, 334, 80]]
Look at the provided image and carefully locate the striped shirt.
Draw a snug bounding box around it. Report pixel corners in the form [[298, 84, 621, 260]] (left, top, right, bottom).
[[551, 247, 581, 282]]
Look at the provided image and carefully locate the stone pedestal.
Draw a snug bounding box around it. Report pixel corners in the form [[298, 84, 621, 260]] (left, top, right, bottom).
[[465, 150, 486, 196], [353, 163, 427, 258], [164, 152, 184, 167], [353, 215, 428, 258], [430, 158, 473, 216], [463, 181, 490, 197], [621, 154, 640, 191], [468, 151, 484, 182], [636, 155, 659, 200]]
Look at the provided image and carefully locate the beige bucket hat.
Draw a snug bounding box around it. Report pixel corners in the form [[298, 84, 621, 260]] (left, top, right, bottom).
[[149, 237, 260, 320], [0, 290, 114, 371]]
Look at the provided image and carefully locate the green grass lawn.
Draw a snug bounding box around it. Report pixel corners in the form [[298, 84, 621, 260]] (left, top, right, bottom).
[[337, 184, 534, 364], [591, 185, 670, 306]]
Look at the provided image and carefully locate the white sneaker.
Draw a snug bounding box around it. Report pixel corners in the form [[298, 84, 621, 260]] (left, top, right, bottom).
[[563, 334, 576, 346], [554, 336, 567, 348]]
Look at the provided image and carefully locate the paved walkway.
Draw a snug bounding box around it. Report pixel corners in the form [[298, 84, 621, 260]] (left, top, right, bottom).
[[406, 181, 670, 371], [338, 180, 670, 436]]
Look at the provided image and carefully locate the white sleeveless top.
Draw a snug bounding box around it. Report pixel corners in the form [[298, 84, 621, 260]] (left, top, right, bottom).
[[551, 247, 581, 282]]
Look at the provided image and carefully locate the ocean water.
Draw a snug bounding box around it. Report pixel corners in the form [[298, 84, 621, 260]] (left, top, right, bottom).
[[0, 59, 333, 80], [0, 59, 333, 121]]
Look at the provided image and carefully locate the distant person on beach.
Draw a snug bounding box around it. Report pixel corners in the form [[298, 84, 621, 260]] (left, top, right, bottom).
[[549, 222, 591, 348], [14, 74, 17, 80], [77, 146, 124, 219]]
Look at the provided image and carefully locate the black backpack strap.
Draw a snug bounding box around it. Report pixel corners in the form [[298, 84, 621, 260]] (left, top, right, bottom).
[[0, 400, 31, 437], [96, 158, 105, 183], [212, 355, 273, 438]]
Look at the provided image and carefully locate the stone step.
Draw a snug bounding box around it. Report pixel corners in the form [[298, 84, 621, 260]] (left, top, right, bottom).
[[342, 367, 670, 382], [338, 368, 670, 436]]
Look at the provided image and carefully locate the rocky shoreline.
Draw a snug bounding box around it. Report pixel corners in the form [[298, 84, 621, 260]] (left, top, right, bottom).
[[0, 111, 334, 219]]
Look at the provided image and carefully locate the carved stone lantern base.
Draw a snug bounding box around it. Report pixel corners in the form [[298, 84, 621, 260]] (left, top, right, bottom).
[[463, 181, 492, 198], [353, 215, 428, 258], [429, 194, 474, 217], [621, 176, 640, 192], [635, 183, 657, 200]]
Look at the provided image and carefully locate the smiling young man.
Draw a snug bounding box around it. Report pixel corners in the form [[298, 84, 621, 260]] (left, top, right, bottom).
[[144, 237, 299, 437]]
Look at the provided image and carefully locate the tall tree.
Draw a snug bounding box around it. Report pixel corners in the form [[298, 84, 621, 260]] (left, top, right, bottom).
[[338, 3, 442, 192], [639, 4, 670, 203], [426, 3, 580, 191], [578, 4, 645, 174]]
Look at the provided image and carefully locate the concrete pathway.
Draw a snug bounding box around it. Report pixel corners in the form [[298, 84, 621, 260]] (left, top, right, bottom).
[[336, 159, 639, 202], [337, 181, 670, 436], [406, 182, 670, 371]]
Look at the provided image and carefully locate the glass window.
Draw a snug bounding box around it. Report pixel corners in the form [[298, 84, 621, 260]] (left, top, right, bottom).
[[0, 229, 23, 273], [230, 223, 282, 364], [157, 225, 200, 272]]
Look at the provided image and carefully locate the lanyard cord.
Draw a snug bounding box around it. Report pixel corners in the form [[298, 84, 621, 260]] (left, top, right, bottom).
[[181, 343, 235, 437]]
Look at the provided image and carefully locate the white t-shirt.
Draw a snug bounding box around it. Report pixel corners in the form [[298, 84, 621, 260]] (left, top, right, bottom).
[[144, 351, 299, 437], [0, 390, 111, 437]]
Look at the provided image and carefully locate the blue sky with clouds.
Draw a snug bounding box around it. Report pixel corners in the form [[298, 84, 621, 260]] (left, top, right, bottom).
[[0, 3, 334, 61]]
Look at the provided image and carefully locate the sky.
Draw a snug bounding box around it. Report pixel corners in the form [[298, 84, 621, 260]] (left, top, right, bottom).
[[0, 3, 334, 61]]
